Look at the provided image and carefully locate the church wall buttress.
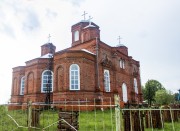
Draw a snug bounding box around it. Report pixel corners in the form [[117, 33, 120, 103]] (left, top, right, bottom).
[[57, 66, 64, 92], [13, 78, 17, 95], [64, 63, 68, 91], [53, 57, 69, 92], [27, 72, 34, 94], [80, 58, 96, 92], [35, 69, 41, 94]]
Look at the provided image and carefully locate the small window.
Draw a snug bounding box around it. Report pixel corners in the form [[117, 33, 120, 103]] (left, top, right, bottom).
[[134, 78, 138, 94], [122, 60, 125, 69], [120, 59, 125, 69], [104, 70, 110, 92], [122, 83, 128, 102], [120, 59, 123, 68], [20, 76, 25, 95], [70, 64, 80, 90], [74, 30, 79, 41], [41, 70, 53, 93]]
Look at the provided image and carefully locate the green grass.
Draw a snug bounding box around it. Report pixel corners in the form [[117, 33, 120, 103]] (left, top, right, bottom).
[[79, 109, 115, 131], [0, 106, 180, 131], [145, 122, 180, 131]]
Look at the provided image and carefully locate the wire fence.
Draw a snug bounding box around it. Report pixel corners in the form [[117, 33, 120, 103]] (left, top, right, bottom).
[[0, 96, 180, 131]]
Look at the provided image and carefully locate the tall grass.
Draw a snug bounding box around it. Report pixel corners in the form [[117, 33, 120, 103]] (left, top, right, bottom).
[[0, 105, 179, 131]]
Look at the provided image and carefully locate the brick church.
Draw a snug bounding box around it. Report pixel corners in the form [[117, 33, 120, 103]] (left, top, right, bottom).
[[10, 18, 143, 106]]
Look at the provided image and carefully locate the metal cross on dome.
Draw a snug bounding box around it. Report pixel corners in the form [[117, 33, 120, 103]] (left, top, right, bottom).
[[48, 34, 51, 43], [82, 11, 88, 20], [117, 36, 122, 44], [88, 16, 93, 25]]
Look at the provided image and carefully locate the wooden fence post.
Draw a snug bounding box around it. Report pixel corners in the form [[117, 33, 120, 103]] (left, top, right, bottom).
[[28, 101, 32, 131], [114, 94, 121, 131], [58, 111, 79, 131]]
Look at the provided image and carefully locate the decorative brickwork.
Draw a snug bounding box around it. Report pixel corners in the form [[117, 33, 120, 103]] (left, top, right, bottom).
[[10, 20, 142, 107]]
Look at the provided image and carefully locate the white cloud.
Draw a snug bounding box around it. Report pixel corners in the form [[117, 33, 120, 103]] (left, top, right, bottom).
[[0, 23, 15, 38], [45, 9, 58, 20], [22, 9, 40, 32], [64, 0, 86, 6]]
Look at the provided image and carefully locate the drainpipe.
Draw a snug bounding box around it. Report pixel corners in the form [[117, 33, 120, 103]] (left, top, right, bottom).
[[95, 37, 100, 90]]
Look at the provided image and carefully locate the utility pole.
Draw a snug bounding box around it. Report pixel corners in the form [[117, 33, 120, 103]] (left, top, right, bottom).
[[45, 35, 53, 106], [45, 54, 53, 106]]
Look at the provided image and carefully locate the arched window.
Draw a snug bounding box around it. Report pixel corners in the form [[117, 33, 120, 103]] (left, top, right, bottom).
[[120, 59, 125, 69], [134, 78, 138, 94], [70, 64, 80, 90], [120, 59, 123, 68], [122, 83, 128, 102], [20, 76, 25, 95], [41, 70, 53, 92], [74, 30, 79, 41], [122, 60, 125, 69], [104, 70, 110, 92]]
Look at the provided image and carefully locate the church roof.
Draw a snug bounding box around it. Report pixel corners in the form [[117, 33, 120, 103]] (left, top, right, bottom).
[[79, 20, 96, 28], [81, 49, 95, 55], [116, 44, 126, 47], [72, 21, 99, 28], [39, 53, 53, 58], [80, 20, 89, 23], [84, 24, 96, 29], [41, 42, 55, 47]]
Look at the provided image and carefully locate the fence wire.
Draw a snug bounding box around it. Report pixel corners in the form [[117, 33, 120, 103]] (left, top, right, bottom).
[[0, 98, 180, 131]]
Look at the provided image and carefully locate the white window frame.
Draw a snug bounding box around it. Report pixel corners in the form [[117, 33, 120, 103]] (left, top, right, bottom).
[[122, 60, 125, 69], [74, 30, 79, 41], [134, 78, 138, 94], [20, 76, 25, 95], [69, 64, 80, 90], [120, 59, 123, 68], [104, 69, 110, 92], [122, 83, 128, 102], [41, 70, 53, 93]]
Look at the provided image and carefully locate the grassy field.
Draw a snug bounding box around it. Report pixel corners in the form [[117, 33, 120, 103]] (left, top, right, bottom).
[[0, 106, 180, 131]]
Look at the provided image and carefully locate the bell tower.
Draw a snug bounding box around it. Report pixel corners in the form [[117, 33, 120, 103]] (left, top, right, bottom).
[[41, 43, 56, 56], [41, 34, 56, 56], [71, 16, 100, 47]]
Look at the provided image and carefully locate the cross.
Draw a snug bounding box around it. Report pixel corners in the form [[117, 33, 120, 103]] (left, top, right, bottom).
[[48, 34, 51, 43], [117, 36, 122, 44], [82, 11, 88, 20], [88, 15, 93, 25]]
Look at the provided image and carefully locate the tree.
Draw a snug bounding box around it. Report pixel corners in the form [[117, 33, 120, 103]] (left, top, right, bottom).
[[174, 92, 180, 103], [174, 93, 179, 101], [155, 90, 175, 105], [143, 79, 165, 106]]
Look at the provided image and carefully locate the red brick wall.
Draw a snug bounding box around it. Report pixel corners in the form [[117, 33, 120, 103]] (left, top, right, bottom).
[[11, 66, 25, 103], [10, 22, 142, 106], [11, 42, 142, 105], [41, 43, 56, 56], [71, 21, 100, 47]]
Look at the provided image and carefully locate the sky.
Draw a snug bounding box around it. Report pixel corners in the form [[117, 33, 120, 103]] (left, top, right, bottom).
[[0, 0, 180, 104]]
